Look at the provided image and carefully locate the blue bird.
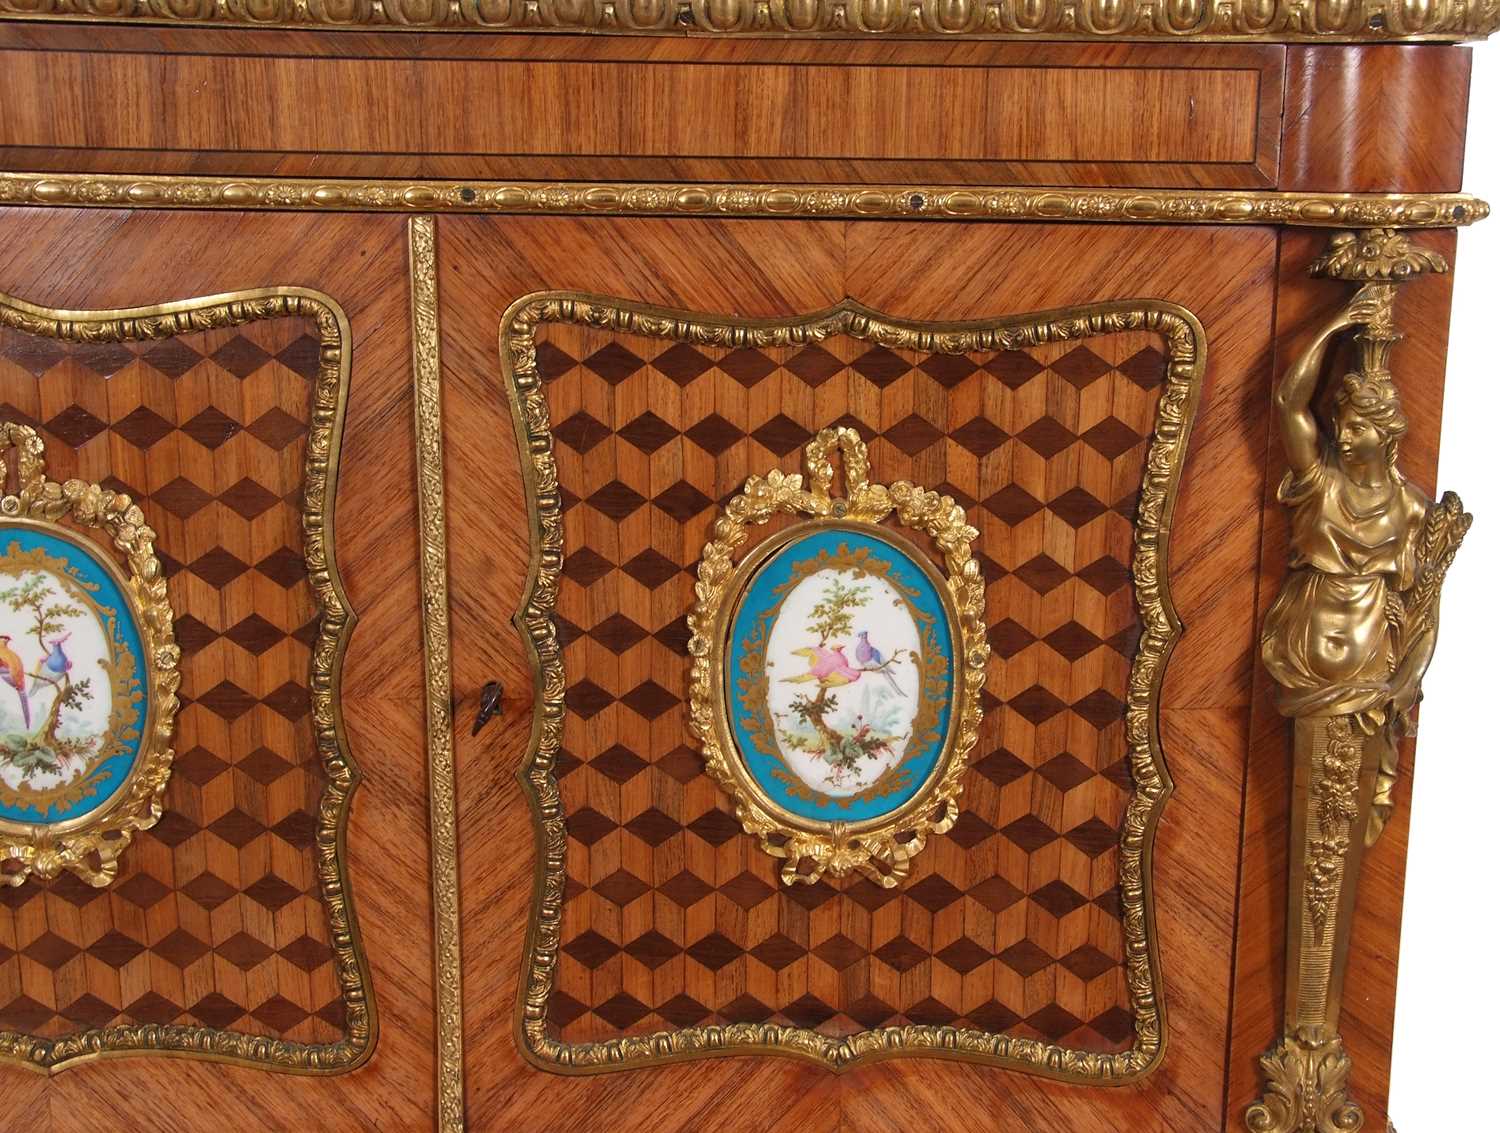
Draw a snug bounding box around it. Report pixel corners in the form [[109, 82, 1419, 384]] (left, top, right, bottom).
[[41, 633, 72, 680], [854, 630, 904, 697]]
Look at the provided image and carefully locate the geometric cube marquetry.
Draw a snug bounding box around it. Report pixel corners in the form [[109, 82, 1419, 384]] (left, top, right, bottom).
[[537, 321, 1170, 1055], [0, 309, 365, 1066]]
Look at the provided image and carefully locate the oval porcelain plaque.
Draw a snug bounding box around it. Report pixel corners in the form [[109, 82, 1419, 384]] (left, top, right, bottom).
[[0, 421, 178, 888], [689, 424, 988, 889], [727, 526, 955, 823], [0, 524, 149, 828]]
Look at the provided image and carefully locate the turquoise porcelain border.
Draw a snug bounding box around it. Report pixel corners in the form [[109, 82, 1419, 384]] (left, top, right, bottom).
[[0, 525, 146, 828], [726, 525, 956, 826]]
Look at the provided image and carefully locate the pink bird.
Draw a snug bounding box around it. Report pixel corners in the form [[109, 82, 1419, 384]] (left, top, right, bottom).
[[783, 645, 863, 688]]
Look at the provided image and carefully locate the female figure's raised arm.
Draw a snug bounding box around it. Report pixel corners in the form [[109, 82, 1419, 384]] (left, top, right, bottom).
[[1274, 286, 1383, 474]]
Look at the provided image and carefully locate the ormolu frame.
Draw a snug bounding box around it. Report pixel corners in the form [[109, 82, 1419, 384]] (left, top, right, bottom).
[[501, 293, 1203, 1081], [0, 287, 376, 1075], [689, 431, 989, 890]]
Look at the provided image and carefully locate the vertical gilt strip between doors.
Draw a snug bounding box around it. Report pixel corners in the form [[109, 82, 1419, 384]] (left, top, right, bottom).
[[409, 215, 466, 1132]]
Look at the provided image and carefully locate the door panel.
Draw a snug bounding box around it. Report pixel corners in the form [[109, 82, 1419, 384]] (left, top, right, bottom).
[[0, 209, 433, 1131], [447, 217, 1279, 1131]]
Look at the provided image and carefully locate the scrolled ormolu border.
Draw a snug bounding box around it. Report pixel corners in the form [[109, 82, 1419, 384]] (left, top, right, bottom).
[[502, 294, 1202, 1081], [0, 172, 1487, 229], [0, 0, 1494, 42], [407, 217, 466, 1133], [0, 287, 376, 1076]]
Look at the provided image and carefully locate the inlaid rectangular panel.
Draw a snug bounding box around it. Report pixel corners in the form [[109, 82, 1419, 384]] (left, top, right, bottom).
[[510, 300, 1197, 1076], [0, 306, 370, 1069], [0, 32, 1282, 188]]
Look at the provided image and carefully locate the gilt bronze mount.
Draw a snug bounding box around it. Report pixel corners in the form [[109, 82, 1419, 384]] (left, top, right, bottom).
[[1247, 230, 1471, 1132]]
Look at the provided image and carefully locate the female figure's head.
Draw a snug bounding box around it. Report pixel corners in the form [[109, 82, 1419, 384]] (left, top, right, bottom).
[[1334, 371, 1408, 473]]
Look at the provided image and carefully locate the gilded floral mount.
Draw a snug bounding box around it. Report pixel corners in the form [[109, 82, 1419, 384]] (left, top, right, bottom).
[[0, 423, 180, 888], [1248, 229, 1470, 1131], [687, 427, 988, 889]]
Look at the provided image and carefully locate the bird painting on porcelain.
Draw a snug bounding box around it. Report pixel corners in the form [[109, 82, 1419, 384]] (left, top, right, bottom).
[[0, 533, 143, 827], [764, 561, 922, 798], [728, 527, 956, 824]]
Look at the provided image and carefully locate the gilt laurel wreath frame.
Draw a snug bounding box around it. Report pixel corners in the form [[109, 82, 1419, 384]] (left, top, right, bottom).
[[690, 428, 987, 889], [0, 423, 179, 888], [504, 293, 1203, 1081]]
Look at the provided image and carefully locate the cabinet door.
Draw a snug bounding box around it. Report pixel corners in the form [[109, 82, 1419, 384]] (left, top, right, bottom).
[[0, 209, 434, 1130], [448, 217, 1278, 1131]]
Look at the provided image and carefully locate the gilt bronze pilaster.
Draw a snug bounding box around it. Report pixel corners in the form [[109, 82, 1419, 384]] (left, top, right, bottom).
[[1248, 231, 1471, 1132]]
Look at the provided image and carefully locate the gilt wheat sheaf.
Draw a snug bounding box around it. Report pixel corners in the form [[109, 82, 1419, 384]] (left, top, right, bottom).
[[503, 296, 1203, 1080], [0, 291, 372, 1073]]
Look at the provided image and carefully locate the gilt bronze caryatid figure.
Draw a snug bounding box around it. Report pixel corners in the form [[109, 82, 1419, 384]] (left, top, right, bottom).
[[1262, 278, 1469, 846], [1248, 231, 1471, 1133]]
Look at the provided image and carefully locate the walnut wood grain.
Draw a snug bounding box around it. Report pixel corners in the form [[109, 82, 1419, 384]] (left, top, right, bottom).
[[446, 217, 1278, 1131], [1280, 45, 1472, 193], [0, 208, 432, 1130], [0, 34, 1282, 190]]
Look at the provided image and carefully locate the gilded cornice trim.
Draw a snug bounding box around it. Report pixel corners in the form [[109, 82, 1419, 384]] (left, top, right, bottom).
[[0, 287, 376, 1075], [0, 173, 1487, 229], [407, 218, 465, 1133], [0, 0, 1494, 42], [503, 294, 1199, 1081]]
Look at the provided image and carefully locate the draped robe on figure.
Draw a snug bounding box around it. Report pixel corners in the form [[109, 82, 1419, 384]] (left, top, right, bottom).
[[1260, 447, 1430, 719]]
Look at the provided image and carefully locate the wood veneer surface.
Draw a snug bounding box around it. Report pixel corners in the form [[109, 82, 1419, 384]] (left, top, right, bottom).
[[0, 35, 1282, 189], [535, 319, 1159, 1052], [0, 21, 1473, 1131], [0, 208, 431, 1131], [0, 313, 347, 1050], [1281, 46, 1471, 194], [447, 216, 1279, 1132]]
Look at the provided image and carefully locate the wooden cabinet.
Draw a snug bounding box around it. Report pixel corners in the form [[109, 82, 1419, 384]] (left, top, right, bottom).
[[0, 15, 1488, 1133]]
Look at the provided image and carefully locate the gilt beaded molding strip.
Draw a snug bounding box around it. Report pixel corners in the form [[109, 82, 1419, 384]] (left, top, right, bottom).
[[0, 174, 1487, 229], [406, 217, 465, 1132], [503, 294, 1203, 1080], [0, 287, 375, 1075], [0, 0, 1495, 41]]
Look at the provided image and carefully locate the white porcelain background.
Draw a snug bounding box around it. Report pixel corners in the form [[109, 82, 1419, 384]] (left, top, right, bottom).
[[763, 566, 922, 798]]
